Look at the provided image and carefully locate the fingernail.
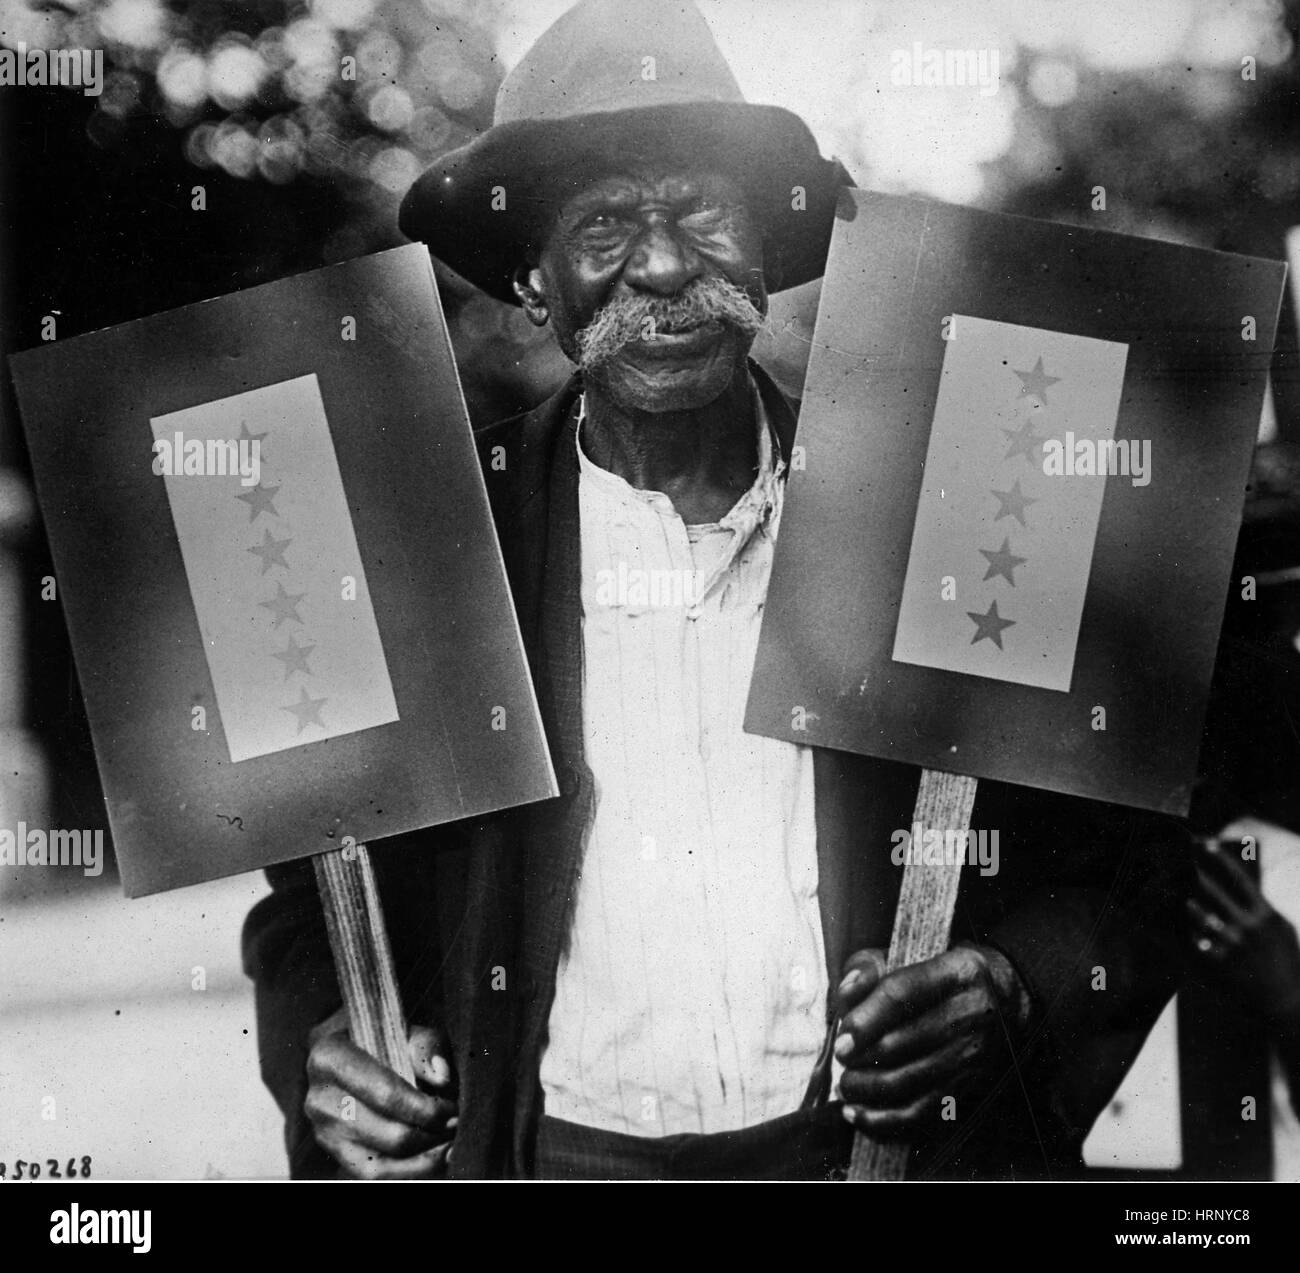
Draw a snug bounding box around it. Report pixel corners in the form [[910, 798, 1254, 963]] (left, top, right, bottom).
[[428, 1057, 451, 1086], [447, 1117, 459, 1130], [841, 1105, 858, 1125], [833, 1032, 853, 1061], [838, 969, 863, 994]]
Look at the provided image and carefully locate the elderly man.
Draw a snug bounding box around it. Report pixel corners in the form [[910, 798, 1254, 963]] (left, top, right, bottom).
[[244, 0, 1187, 1180]]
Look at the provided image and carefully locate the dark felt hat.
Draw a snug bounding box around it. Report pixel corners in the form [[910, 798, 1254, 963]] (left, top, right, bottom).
[[398, 0, 849, 304]]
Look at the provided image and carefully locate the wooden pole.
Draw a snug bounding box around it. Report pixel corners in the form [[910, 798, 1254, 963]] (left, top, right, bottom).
[[847, 768, 979, 1181], [313, 842, 415, 1085]]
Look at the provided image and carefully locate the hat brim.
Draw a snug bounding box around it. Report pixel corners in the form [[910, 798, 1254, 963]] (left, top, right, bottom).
[[399, 101, 850, 305]]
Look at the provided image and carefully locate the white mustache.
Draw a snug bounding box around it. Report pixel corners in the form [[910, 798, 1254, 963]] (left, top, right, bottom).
[[575, 278, 765, 370]]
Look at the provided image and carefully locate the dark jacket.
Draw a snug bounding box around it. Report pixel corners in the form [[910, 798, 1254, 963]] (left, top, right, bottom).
[[243, 364, 1190, 1179]]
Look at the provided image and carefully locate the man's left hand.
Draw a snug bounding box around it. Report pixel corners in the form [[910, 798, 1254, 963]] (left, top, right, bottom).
[[834, 944, 1032, 1141]]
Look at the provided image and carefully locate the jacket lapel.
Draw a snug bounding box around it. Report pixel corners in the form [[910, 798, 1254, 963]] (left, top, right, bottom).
[[481, 378, 598, 1164], [519, 387, 595, 981], [812, 751, 918, 981]]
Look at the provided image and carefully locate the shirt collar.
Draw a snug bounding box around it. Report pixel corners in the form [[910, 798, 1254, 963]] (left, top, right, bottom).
[[574, 378, 784, 533]]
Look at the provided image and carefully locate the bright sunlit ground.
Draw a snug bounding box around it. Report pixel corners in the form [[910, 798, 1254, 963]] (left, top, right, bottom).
[[0, 872, 284, 1180]]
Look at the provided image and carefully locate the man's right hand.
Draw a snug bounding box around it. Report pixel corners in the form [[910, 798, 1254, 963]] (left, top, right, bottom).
[[304, 1008, 458, 1179]]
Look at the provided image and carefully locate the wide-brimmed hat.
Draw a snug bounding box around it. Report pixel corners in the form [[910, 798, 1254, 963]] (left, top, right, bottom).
[[398, 0, 849, 305]]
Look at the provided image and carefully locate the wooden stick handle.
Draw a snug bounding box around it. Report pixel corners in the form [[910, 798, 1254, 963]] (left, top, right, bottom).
[[848, 768, 979, 1181], [313, 842, 415, 1085]]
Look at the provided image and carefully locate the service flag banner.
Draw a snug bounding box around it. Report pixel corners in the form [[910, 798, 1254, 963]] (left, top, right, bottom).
[[150, 374, 400, 763], [746, 191, 1287, 815], [10, 246, 557, 894], [892, 317, 1128, 692]]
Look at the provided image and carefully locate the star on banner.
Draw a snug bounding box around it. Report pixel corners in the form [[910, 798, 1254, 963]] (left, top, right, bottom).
[[978, 536, 1028, 586], [991, 478, 1038, 527], [1013, 356, 1060, 403], [239, 420, 268, 451], [236, 481, 281, 522], [967, 599, 1016, 649], [260, 581, 305, 628], [282, 685, 327, 734], [271, 633, 315, 680], [1001, 419, 1047, 467], [247, 528, 292, 574]]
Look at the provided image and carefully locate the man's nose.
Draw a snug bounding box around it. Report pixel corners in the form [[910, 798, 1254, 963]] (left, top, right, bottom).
[[622, 221, 703, 296]]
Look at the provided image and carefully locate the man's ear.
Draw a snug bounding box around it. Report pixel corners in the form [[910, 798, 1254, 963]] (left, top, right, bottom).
[[758, 235, 781, 302], [512, 264, 550, 327]]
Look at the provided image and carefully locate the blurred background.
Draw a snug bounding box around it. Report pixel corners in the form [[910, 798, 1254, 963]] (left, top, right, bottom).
[[1, 0, 1299, 1178]]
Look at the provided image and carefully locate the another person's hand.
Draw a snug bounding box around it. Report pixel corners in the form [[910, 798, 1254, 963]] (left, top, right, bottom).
[[1187, 838, 1300, 1025], [834, 944, 1031, 1141], [304, 1007, 458, 1179]]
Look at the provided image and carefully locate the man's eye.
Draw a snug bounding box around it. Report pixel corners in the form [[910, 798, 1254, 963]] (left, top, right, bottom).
[[584, 213, 625, 231], [679, 202, 726, 226]]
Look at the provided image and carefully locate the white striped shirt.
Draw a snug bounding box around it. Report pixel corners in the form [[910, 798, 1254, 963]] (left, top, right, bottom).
[[539, 391, 829, 1137]]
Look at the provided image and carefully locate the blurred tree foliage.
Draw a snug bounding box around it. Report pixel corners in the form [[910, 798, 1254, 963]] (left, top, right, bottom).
[[990, 1, 1300, 436], [0, 0, 567, 426]]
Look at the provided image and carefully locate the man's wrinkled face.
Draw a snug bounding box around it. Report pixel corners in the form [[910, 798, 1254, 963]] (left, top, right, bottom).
[[518, 169, 768, 413]]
